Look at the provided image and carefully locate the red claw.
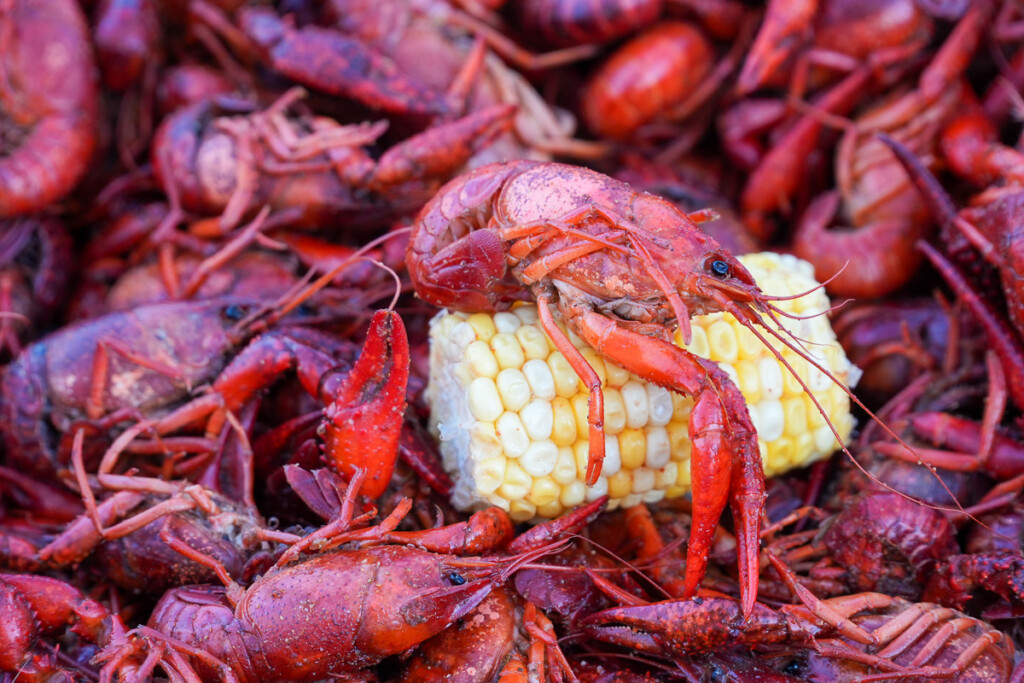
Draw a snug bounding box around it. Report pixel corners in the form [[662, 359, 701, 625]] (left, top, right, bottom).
[[320, 310, 410, 498]]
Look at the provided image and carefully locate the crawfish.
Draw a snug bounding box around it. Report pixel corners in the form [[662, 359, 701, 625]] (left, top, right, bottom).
[[153, 88, 515, 234], [407, 160, 855, 617], [94, 472, 562, 682], [583, 564, 1015, 682], [0, 0, 100, 217]]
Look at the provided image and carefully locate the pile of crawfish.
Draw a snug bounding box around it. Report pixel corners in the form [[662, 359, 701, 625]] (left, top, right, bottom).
[[4, 0, 1024, 680]]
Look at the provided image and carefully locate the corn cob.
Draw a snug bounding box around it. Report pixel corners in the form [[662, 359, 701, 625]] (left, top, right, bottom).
[[426, 252, 858, 522]]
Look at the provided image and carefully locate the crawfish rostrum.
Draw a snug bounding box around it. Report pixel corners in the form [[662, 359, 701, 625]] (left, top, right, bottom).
[[1, 0, 1024, 680]]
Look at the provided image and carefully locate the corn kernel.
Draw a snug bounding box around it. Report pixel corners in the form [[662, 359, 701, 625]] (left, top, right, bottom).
[[551, 398, 577, 447], [560, 481, 587, 507], [602, 436, 622, 477], [782, 397, 808, 438], [523, 359, 556, 400], [734, 360, 760, 404], [520, 399, 553, 441], [474, 458, 506, 495], [758, 357, 784, 399], [607, 470, 632, 499], [602, 388, 626, 435], [573, 440, 590, 480], [618, 428, 646, 470], [605, 360, 630, 388], [620, 494, 642, 509], [466, 341, 499, 378], [494, 311, 522, 333], [735, 325, 763, 359], [684, 325, 710, 357], [537, 501, 565, 518], [579, 348, 607, 388], [499, 460, 531, 501], [758, 399, 784, 441], [527, 476, 560, 507], [585, 477, 610, 502], [552, 447, 578, 484], [632, 467, 655, 494], [492, 333, 525, 370], [520, 441, 558, 477], [510, 500, 537, 522], [642, 489, 666, 504], [646, 426, 670, 469], [496, 411, 529, 457], [621, 381, 649, 429], [549, 352, 580, 398], [466, 313, 497, 342], [647, 384, 673, 427], [766, 437, 794, 474], [707, 319, 739, 364], [655, 462, 678, 489], [668, 423, 691, 462], [512, 305, 539, 325], [516, 325, 550, 360], [496, 368, 531, 412], [469, 377, 503, 422], [571, 393, 591, 440]]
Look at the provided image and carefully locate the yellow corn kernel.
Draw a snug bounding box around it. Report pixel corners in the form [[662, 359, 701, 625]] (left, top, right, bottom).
[[605, 360, 630, 388], [707, 319, 739, 364], [782, 397, 808, 438], [602, 388, 626, 435], [492, 332, 525, 370], [560, 481, 587, 507], [619, 428, 646, 470], [465, 313, 497, 342], [527, 476, 561, 507], [549, 352, 580, 398], [552, 446, 578, 485], [607, 470, 632, 500], [551, 397, 578, 447], [468, 377, 503, 422], [466, 340, 499, 378], [517, 325, 550, 360], [498, 461, 531, 502]]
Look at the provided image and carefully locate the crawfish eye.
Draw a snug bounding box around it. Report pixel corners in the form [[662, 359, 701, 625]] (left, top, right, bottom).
[[447, 572, 466, 585], [222, 304, 247, 322], [710, 259, 731, 277]]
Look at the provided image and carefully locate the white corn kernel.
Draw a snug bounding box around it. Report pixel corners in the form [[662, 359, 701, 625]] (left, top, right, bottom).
[[516, 325, 550, 360], [523, 359, 556, 400], [601, 436, 622, 477], [512, 305, 538, 324], [520, 399, 553, 441], [521, 441, 558, 477], [552, 447, 578, 484], [585, 477, 609, 502], [632, 467, 655, 494], [647, 384, 673, 426], [758, 400, 785, 442], [758, 357, 784, 399], [496, 411, 530, 457], [492, 333, 525, 370], [474, 458, 506, 495], [646, 427, 671, 469], [494, 311, 522, 333], [602, 388, 626, 435], [621, 381, 649, 429], [496, 368, 531, 412]]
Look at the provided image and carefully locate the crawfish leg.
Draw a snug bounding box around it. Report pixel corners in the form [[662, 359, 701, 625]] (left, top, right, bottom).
[[535, 292, 606, 487], [86, 338, 189, 420], [558, 299, 765, 617]]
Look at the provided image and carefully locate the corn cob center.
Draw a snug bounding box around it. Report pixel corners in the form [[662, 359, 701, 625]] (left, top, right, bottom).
[[427, 252, 857, 522]]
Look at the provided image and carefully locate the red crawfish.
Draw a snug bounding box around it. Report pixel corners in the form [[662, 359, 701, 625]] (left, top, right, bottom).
[[152, 88, 516, 234], [93, 474, 572, 682], [0, 0, 100, 216], [0, 572, 125, 681], [407, 160, 857, 617], [582, 558, 1015, 682]]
